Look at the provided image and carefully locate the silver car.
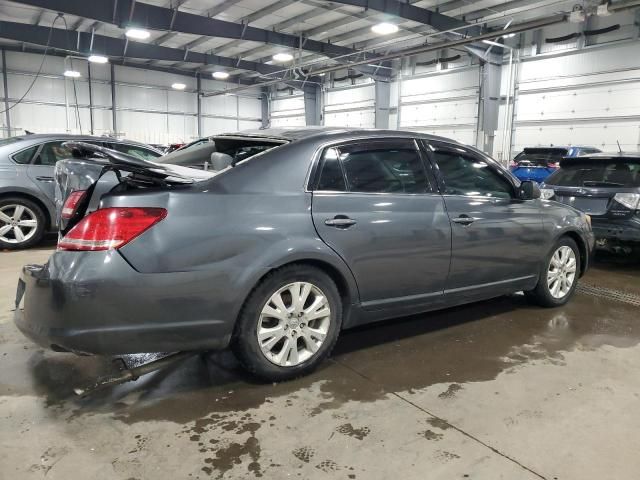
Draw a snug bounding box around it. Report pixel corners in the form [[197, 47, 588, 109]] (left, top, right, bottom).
[[0, 134, 163, 249]]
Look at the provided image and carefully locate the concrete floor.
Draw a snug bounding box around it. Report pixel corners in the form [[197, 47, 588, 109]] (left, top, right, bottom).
[[1, 247, 639, 480]]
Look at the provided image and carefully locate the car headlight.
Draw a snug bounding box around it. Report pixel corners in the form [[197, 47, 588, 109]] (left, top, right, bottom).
[[540, 188, 555, 200]]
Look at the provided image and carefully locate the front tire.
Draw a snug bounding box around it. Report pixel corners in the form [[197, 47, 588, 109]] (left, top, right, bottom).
[[232, 264, 342, 381], [525, 237, 580, 307], [0, 197, 46, 250]]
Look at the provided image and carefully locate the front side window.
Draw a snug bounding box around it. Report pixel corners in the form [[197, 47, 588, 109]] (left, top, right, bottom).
[[110, 143, 161, 161], [33, 141, 73, 166], [432, 150, 513, 199], [316, 141, 429, 194], [12, 145, 39, 164]]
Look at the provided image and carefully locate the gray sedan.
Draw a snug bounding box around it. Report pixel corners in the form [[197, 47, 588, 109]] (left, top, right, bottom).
[[0, 134, 163, 249], [15, 128, 594, 381]]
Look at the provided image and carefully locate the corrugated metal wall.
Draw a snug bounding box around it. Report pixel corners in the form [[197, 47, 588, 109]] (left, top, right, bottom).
[[0, 51, 262, 144]]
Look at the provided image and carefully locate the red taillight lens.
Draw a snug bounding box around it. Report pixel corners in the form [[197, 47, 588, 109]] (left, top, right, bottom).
[[61, 190, 87, 219], [58, 207, 167, 251], [548, 162, 559, 169]]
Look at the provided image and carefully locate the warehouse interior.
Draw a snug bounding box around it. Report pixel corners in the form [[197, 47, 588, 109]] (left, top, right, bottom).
[[1, 0, 640, 479]]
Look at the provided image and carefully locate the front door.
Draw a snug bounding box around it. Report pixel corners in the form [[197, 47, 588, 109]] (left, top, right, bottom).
[[311, 138, 451, 310], [425, 141, 544, 298]]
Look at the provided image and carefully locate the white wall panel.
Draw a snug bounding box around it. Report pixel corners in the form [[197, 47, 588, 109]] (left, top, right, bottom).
[[271, 94, 305, 127], [324, 84, 375, 128]]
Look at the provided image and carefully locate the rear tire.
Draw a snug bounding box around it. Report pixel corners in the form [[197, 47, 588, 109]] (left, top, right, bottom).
[[525, 236, 580, 307], [0, 197, 46, 250], [232, 264, 342, 382]]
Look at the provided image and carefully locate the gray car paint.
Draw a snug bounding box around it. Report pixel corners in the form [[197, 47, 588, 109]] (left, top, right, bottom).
[[14, 128, 595, 355], [0, 134, 163, 231]]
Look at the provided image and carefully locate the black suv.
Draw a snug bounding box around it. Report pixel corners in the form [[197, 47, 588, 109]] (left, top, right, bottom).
[[541, 154, 640, 253]]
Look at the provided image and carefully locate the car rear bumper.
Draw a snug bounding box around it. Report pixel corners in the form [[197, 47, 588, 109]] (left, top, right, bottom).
[[592, 219, 640, 243], [14, 251, 235, 355]]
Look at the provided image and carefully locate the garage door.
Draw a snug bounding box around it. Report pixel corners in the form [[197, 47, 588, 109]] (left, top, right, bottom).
[[324, 83, 375, 128], [271, 94, 306, 127]]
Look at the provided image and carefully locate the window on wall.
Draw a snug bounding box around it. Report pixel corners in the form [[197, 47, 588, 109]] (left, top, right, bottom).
[[432, 150, 513, 199], [33, 141, 73, 166], [316, 140, 430, 194]]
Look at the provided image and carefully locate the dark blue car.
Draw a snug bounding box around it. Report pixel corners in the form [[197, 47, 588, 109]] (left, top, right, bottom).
[[510, 146, 601, 183]]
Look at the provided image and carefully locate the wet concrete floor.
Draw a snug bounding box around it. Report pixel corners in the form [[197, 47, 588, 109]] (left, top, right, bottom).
[[1, 247, 639, 479]]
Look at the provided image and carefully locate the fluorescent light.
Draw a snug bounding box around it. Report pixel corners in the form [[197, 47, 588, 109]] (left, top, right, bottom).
[[502, 33, 516, 39], [63, 70, 81, 78], [272, 52, 294, 62], [88, 54, 109, 64], [371, 22, 398, 35], [125, 28, 150, 40], [171, 83, 186, 90], [212, 71, 229, 80]]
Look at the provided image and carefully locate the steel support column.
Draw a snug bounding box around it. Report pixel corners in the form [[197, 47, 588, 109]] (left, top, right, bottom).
[[261, 87, 270, 128], [375, 80, 390, 129], [110, 63, 117, 134], [304, 84, 321, 126], [1, 49, 11, 137], [87, 62, 95, 135], [196, 73, 202, 137], [477, 54, 502, 154]]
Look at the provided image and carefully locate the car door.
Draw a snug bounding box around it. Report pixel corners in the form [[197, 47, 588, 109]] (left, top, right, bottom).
[[27, 140, 75, 202], [311, 138, 451, 310], [424, 140, 544, 299]]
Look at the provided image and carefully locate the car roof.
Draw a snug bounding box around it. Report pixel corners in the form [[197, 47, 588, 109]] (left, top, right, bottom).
[[4, 134, 160, 150], [215, 126, 466, 145]]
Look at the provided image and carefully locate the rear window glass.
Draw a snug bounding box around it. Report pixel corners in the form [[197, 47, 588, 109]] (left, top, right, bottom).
[[514, 148, 567, 167], [546, 161, 640, 187]]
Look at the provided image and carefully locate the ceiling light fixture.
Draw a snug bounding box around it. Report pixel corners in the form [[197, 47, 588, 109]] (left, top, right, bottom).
[[171, 83, 186, 90], [63, 70, 81, 78], [88, 54, 109, 64], [272, 52, 294, 62], [212, 71, 230, 80], [125, 28, 150, 40], [371, 22, 399, 35]]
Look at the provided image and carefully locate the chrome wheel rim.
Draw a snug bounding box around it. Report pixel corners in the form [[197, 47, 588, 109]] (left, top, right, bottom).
[[0, 204, 38, 244], [547, 246, 577, 299], [257, 282, 331, 367]]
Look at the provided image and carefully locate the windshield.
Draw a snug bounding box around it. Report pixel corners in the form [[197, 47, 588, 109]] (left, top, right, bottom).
[[514, 148, 567, 167], [545, 160, 640, 187]]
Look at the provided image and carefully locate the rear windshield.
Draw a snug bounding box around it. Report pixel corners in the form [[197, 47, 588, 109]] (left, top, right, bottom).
[[514, 148, 567, 167], [545, 160, 640, 187]]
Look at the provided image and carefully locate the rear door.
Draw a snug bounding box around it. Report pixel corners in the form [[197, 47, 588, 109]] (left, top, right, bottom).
[[311, 138, 451, 310], [26, 141, 74, 201], [425, 141, 544, 298]]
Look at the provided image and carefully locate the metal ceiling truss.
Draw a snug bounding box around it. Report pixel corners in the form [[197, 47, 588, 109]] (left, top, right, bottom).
[[0, 20, 323, 86], [10, 0, 389, 78]]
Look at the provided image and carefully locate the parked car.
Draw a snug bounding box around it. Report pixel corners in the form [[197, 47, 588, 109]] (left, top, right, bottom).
[[541, 153, 640, 253], [15, 128, 594, 381], [510, 146, 601, 183], [0, 134, 163, 249]]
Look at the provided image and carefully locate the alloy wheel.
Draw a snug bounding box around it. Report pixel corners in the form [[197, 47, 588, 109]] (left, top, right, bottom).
[[0, 204, 38, 245], [547, 246, 577, 299], [257, 282, 331, 367]]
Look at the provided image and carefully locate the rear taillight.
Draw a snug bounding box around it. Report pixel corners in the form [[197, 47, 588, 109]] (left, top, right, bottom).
[[547, 162, 559, 169], [61, 190, 87, 219], [613, 193, 640, 211], [509, 161, 517, 168], [58, 207, 167, 251]]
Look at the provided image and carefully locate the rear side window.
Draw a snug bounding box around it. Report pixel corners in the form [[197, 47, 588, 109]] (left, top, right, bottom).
[[546, 161, 640, 187], [316, 140, 430, 194], [12, 145, 39, 164], [33, 141, 73, 166]]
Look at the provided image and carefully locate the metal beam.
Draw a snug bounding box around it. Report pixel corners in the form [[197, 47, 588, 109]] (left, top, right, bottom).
[[196, 73, 202, 137], [374, 80, 390, 129], [303, 84, 321, 125], [261, 88, 270, 128], [1, 49, 11, 136], [87, 61, 94, 134], [12, 0, 380, 65], [0, 21, 285, 78], [205, 0, 245, 18], [326, 0, 481, 36]]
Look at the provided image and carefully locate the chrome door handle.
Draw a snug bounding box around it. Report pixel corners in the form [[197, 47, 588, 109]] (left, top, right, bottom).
[[36, 176, 54, 182], [451, 215, 480, 226], [325, 217, 357, 228]]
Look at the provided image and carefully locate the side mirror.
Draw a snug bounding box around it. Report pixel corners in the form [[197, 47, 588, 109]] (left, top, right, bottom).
[[518, 180, 541, 200]]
